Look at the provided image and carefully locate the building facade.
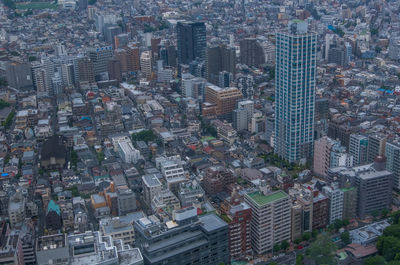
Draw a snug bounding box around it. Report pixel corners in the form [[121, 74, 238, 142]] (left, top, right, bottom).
[[244, 189, 291, 254], [274, 21, 317, 163]]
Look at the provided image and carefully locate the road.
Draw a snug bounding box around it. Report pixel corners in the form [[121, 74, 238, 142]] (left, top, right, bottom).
[[255, 252, 296, 265]]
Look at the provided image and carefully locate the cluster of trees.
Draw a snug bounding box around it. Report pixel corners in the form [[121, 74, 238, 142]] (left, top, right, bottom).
[[365, 211, 400, 265], [199, 118, 217, 138], [260, 153, 309, 172], [131, 130, 156, 143], [0, 99, 10, 110], [306, 234, 338, 265], [2, 110, 14, 129], [2, 0, 15, 9], [273, 240, 290, 253]]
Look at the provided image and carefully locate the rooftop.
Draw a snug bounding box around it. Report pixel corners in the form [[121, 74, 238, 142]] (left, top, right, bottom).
[[245, 190, 288, 206]]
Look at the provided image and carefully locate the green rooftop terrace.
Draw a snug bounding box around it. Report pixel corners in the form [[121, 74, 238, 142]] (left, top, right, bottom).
[[246, 190, 288, 206]]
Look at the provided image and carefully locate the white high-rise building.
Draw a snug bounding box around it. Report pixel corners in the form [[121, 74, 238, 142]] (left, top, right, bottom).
[[349, 134, 368, 166], [140, 51, 152, 79], [323, 184, 344, 224], [244, 188, 291, 254], [386, 140, 400, 190], [274, 20, 317, 163]]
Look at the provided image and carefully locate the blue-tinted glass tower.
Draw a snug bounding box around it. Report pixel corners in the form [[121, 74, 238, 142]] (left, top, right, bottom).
[[274, 20, 317, 163]]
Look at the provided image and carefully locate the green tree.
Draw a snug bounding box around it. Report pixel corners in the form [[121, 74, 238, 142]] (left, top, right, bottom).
[[311, 229, 319, 239], [2, 0, 15, 9], [382, 209, 389, 218], [273, 243, 281, 253], [372, 209, 380, 218], [307, 234, 338, 265], [365, 255, 386, 265], [294, 238, 302, 244], [391, 211, 400, 224], [296, 254, 303, 265], [340, 231, 351, 245], [2, 110, 15, 129], [0, 99, 10, 110], [28, 56, 37, 62], [67, 186, 80, 197], [302, 232, 312, 241], [280, 240, 289, 250], [10, 51, 19, 56], [131, 130, 155, 143], [377, 236, 400, 261], [96, 151, 105, 163], [334, 219, 344, 230], [268, 262, 278, 265], [88, 0, 96, 4], [383, 224, 400, 238], [70, 150, 78, 168]]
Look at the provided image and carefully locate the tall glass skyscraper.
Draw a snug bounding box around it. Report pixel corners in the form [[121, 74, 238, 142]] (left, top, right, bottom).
[[274, 20, 317, 163], [176, 21, 206, 66]]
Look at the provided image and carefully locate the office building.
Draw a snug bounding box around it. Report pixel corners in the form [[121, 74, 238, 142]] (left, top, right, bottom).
[[68, 231, 118, 265], [322, 184, 344, 224], [327, 118, 354, 151], [151, 188, 181, 213], [108, 59, 122, 82], [36, 234, 69, 265], [313, 136, 334, 178], [176, 21, 206, 66], [220, 194, 252, 260], [5, 61, 33, 91], [341, 186, 357, 220], [389, 36, 400, 60], [367, 133, 387, 163], [274, 20, 317, 163], [236, 74, 255, 99], [206, 45, 236, 85], [87, 46, 113, 77], [99, 211, 145, 246], [155, 155, 186, 193], [204, 84, 243, 120], [60, 63, 75, 88], [140, 51, 152, 79], [330, 157, 393, 219], [31, 63, 49, 93], [203, 165, 236, 194], [117, 139, 140, 164], [117, 189, 137, 215], [142, 174, 162, 207], [178, 180, 205, 208], [349, 134, 369, 166], [312, 191, 329, 229], [105, 25, 122, 45], [233, 107, 248, 132], [239, 38, 265, 67], [218, 70, 233, 88], [232, 100, 254, 132], [76, 56, 95, 84], [41, 56, 54, 91], [135, 207, 229, 265], [181, 73, 205, 99], [386, 140, 400, 190], [290, 191, 313, 241], [244, 187, 291, 255], [114, 33, 129, 49], [8, 192, 26, 227], [126, 44, 141, 72], [114, 48, 128, 73]]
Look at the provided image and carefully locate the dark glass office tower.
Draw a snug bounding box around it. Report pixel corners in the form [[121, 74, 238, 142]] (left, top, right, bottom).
[[176, 21, 206, 66]]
